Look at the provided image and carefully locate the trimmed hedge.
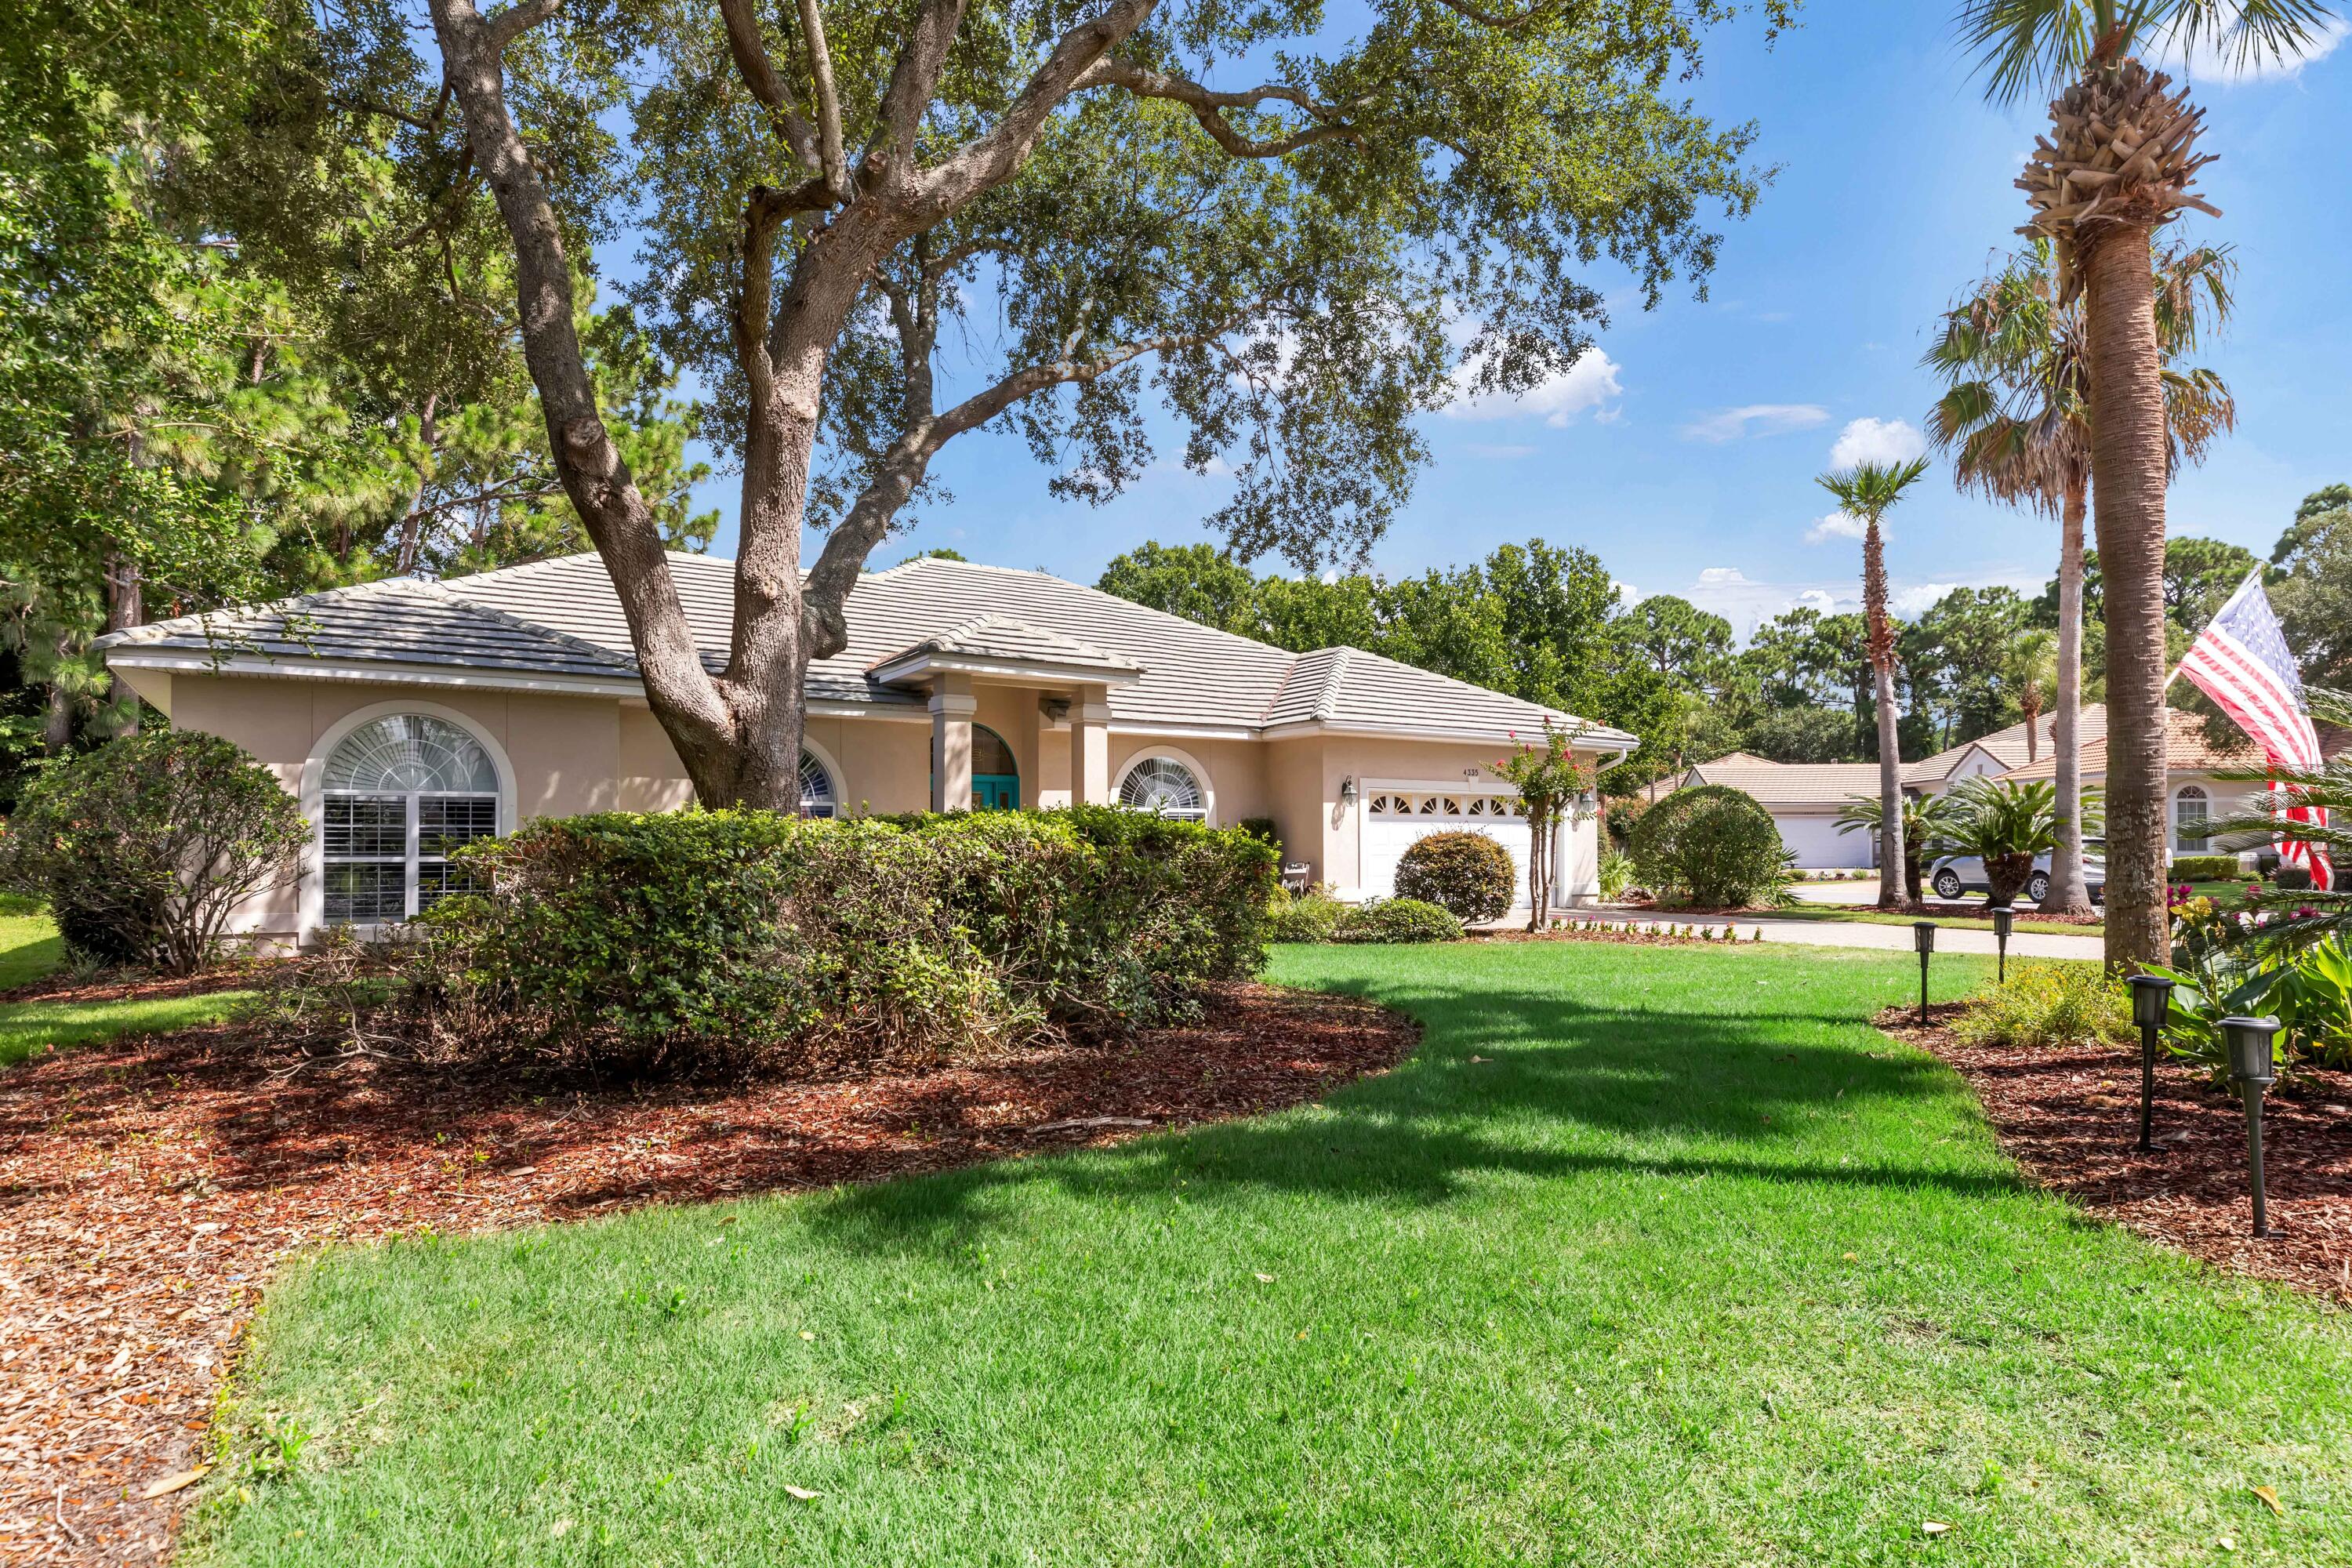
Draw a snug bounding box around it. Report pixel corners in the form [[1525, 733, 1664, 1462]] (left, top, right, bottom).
[[1333, 898, 1464, 944], [1394, 831, 1516, 924], [418, 806, 1276, 1073], [2170, 855, 2241, 882], [1630, 785, 1791, 909]]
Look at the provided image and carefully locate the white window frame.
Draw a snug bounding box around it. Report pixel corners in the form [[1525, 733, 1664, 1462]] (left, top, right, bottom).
[[299, 702, 517, 935], [798, 740, 845, 819], [1113, 746, 1216, 825], [2173, 783, 2211, 855]]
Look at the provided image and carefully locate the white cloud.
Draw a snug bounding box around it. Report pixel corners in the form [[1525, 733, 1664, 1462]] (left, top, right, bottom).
[[1893, 583, 1962, 615], [1681, 568, 1857, 637], [1680, 403, 1829, 444], [1613, 579, 1639, 604], [1828, 416, 1929, 470], [2154, 17, 2348, 82], [1804, 511, 1869, 545], [1443, 350, 1623, 428], [1795, 589, 1838, 615]]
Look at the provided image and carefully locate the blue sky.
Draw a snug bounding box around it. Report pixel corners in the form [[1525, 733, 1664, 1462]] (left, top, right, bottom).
[[644, 1, 2352, 641]]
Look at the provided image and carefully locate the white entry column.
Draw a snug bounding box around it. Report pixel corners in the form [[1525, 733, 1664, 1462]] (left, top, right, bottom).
[[930, 673, 975, 811]]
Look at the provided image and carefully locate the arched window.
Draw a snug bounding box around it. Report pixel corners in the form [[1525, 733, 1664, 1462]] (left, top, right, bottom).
[[2174, 784, 2211, 854], [799, 749, 838, 818], [321, 714, 501, 923], [1118, 755, 1208, 822]]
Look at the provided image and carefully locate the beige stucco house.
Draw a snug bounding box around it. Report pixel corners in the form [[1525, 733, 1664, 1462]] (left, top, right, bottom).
[[97, 552, 1632, 942]]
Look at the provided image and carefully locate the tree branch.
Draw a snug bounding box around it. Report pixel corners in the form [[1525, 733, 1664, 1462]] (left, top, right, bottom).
[[1076, 56, 1359, 158], [485, 0, 564, 53], [794, 0, 850, 199], [872, 0, 973, 171], [715, 0, 822, 174], [920, 0, 1157, 203]]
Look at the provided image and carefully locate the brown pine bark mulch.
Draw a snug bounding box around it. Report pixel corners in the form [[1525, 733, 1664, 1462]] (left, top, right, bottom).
[[1882, 1003, 2352, 1304], [0, 982, 1414, 1566]]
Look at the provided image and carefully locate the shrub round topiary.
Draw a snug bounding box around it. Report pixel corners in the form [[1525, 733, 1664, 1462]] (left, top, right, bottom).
[[1334, 897, 1465, 944], [1394, 830, 1516, 925], [1628, 785, 1790, 909]]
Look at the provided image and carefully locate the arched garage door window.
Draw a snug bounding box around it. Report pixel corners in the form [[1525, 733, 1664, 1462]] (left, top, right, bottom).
[[321, 715, 502, 923], [1118, 756, 1207, 822]]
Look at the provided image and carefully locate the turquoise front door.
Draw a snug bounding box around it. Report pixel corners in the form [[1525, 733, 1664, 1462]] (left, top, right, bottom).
[[960, 725, 1020, 811]]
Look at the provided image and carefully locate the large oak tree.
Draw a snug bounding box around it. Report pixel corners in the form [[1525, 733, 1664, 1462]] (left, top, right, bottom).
[[263, 0, 1791, 808]]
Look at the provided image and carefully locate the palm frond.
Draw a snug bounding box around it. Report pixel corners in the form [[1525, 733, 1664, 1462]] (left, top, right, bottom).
[[1958, 2, 2343, 106]]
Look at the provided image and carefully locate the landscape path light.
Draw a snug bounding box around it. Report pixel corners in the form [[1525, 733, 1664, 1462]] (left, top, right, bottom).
[[1911, 921, 1936, 1027], [2125, 973, 2175, 1154], [1991, 906, 2013, 984], [2222, 1015, 2284, 1240]]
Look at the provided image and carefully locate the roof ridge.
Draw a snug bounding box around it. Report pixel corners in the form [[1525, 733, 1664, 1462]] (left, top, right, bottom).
[[1312, 648, 1352, 721]]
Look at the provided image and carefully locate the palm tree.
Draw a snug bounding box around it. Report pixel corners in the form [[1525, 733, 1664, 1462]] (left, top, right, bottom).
[[1816, 457, 1932, 911], [1957, 0, 2337, 968], [2005, 630, 2061, 765], [1834, 791, 1959, 904], [1930, 777, 2109, 909], [1925, 237, 2237, 916]]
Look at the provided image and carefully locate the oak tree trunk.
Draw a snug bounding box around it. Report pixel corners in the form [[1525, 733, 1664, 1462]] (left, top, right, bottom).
[[2082, 231, 2170, 967], [2044, 469, 2095, 915]]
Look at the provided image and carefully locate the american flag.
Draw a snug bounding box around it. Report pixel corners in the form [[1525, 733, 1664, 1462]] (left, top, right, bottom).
[[2176, 569, 2333, 891]]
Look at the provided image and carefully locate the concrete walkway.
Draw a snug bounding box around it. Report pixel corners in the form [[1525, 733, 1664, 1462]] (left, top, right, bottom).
[[1555, 906, 2105, 962]]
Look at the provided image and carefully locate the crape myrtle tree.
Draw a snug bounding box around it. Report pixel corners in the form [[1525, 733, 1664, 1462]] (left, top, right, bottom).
[[289, 0, 1798, 809], [1958, 0, 2339, 966]]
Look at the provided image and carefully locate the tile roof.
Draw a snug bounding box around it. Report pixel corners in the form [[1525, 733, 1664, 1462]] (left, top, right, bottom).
[[1997, 706, 2257, 782], [1684, 756, 1886, 806], [867, 612, 1140, 677], [1904, 706, 2112, 782], [100, 552, 1635, 746]]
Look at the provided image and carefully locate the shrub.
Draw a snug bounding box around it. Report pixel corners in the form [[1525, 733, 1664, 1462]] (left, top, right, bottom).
[[2169, 855, 2239, 882], [1951, 963, 2132, 1049], [1267, 887, 1345, 942], [1238, 817, 1282, 856], [0, 730, 307, 973], [2275, 864, 2315, 892], [1393, 831, 1516, 924], [416, 806, 1276, 1074], [1628, 786, 1791, 909], [1333, 898, 1463, 944], [1598, 848, 1635, 900], [1602, 795, 1647, 851]]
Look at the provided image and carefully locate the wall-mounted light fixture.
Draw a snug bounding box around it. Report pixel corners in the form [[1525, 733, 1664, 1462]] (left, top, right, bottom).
[[1339, 776, 1359, 807]]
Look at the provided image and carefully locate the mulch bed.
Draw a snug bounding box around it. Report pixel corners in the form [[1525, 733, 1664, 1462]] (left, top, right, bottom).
[[1882, 1003, 2352, 1303], [0, 982, 1415, 1566]]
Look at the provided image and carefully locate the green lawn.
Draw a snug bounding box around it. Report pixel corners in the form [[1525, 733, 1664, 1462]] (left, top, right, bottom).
[[0, 909, 255, 1069], [190, 943, 2350, 1566]]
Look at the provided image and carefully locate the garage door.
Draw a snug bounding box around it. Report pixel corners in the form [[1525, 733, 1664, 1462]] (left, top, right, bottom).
[[1362, 790, 1545, 909], [1777, 812, 1872, 870]]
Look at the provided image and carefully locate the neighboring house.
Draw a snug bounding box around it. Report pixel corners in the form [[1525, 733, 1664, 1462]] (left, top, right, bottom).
[[1903, 708, 2110, 793], [1668, 699, 2334, 873], [96, 552, 1633, 942], [1679, 755, 1889, 870], [1992, 705, 2261, 861]]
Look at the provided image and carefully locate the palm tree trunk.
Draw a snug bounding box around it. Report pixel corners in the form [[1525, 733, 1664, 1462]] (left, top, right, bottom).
[[2082, 232, 2170, 967], [1874, 663, 1905, 908], [1864, 518, 1905, 909], [2045, 466, 2093, 915]]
